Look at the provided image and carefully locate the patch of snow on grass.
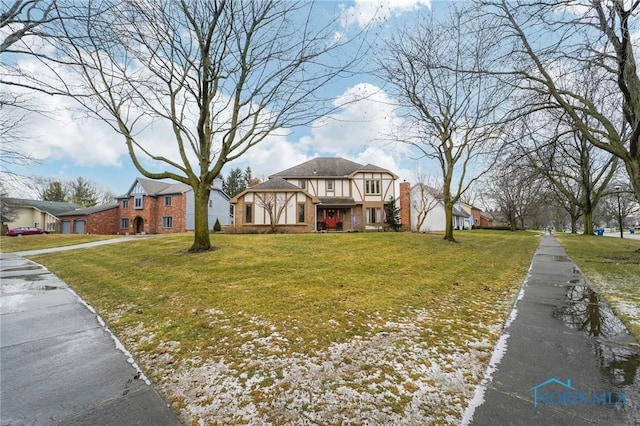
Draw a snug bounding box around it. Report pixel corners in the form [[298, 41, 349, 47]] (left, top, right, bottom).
[[161, 309, 494, 425]]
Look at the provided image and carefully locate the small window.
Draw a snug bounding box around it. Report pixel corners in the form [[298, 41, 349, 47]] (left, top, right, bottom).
[[299, 180, 306, 189], [134, 195, 143, 209], [164, 196, 172, 206], [297, 203, 305, 223], [122, 199, 129, 208], [245, 203, 253, 223], [120, 218, 130, 229], [365, 179, 381, 195], [327, 180, 334, 191], [162, 216, 173, 228], [209, 200, 213, 208]]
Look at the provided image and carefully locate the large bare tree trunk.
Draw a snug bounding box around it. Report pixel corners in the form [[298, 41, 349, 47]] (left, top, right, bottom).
[[191, 184, 212, 252]]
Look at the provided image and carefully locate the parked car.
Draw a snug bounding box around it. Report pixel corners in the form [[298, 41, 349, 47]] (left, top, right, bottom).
[[6, 227, 48, 237]]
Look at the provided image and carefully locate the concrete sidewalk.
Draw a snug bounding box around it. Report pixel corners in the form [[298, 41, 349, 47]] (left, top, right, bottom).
[[0, 252, 181, 425], [464, 235, 640, 425]]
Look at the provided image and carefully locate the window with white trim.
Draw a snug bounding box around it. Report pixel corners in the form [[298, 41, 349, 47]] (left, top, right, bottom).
[[134, 195, 143, 209], [366, 207, 382, 224], [120, 218, 130, 229], [122, 199, 129, 208], [164, 195, 172, 206], [162, 216, 173, 228], [326, 180, 334, 191], [365, 179, 381, 195]]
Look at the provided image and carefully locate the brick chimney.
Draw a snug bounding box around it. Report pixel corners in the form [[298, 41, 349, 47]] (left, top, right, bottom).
[[249, 178, 261, 187], [399, 181, 411, 231]]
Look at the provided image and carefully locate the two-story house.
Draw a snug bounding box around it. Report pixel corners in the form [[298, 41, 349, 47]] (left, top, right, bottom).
[[230, 157, 398, 232], [58, 177, 231, 234]]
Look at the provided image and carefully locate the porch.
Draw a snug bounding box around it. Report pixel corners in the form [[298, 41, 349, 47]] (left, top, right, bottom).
[[316, 197, 358, 232]]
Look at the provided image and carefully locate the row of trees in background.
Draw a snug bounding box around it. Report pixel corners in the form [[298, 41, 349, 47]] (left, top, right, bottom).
[[34, 176, 115, 207]]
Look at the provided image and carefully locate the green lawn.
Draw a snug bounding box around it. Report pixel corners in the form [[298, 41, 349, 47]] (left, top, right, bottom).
[[0, 234, 122, 253], [31, 231, 538, 424], [556, 234, 640, 338]]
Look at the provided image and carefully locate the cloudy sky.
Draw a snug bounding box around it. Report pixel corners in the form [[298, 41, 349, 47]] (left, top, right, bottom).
[[4, 0, 447, 197]]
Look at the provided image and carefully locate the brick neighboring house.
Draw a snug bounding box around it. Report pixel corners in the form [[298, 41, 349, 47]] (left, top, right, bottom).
[[115, 178, 231, 234], [57, 177, 230, 234], [231, 157, 398, 233]]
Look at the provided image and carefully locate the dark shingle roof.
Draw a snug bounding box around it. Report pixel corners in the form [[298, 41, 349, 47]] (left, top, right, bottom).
[[4, 198, 82, 216], [117, 178, 191, 198], [58, 203, 119, 216], [250, 178, 302, 191], [270, 157, 364, 178]]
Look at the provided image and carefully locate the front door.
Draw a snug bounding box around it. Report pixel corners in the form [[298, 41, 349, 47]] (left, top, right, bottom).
[[134, 217, 144, 234], [324, 209, 339, 229]]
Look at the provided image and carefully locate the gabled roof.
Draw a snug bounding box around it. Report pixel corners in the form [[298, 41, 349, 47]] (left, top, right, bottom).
[[270, 157, 396, 179], [117, 178, 218, 198], [58, 203, 119, 216], [230, 177, 319, 203], [119, 178, 191, 198], [250, 177, 301, 191], [4, 198, 82, 216]]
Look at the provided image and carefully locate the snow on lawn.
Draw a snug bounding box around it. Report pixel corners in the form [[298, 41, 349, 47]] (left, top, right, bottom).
[[151, 309, 499, 425]]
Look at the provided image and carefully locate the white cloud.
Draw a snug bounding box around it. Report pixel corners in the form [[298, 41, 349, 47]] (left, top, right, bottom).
[[340, 0, 431, 29]]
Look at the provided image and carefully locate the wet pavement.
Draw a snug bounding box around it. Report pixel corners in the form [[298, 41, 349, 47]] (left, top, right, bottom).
[[464, 235, 640, 425], [0, 252, 181, 425]]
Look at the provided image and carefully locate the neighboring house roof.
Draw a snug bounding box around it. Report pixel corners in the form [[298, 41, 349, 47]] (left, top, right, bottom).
[[4, 198, 82, 216], [58, 203, 119, 216], [270, 157, 397, 179], [453, 205, 469, 218], [410, 183, 442, 198], [117, 178, 228, 199]]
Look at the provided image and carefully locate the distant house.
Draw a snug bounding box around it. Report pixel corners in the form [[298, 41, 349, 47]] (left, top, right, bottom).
[[113, 178, 231, 234], [55, 177, 231, 234], [230, 157, 398, 232], [3, 198, 81, 233], [398, 182, 485, 232]]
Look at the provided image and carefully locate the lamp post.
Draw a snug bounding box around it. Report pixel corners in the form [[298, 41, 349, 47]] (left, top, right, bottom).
[[615, 185, 623, 239]]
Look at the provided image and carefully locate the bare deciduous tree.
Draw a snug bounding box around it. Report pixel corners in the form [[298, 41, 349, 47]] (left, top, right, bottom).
[[48, 0, 366, 251], [1, 0, 59, 177], [376, 5, 511, 241], [478, 0, 640, 203], [483, 160, 546, 231], [516, 110, 619, 234], [254, 192, 295, 233]]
